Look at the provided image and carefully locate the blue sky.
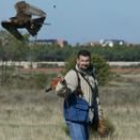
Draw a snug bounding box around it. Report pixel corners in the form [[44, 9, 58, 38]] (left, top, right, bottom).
[[0, 0, 140, 45]]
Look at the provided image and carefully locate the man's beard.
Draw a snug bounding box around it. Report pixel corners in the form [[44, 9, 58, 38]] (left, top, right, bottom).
[[79, 65, 90, 71]]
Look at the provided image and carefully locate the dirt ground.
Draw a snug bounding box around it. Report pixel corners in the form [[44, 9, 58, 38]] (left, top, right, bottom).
[[110, 67, 140, 74]]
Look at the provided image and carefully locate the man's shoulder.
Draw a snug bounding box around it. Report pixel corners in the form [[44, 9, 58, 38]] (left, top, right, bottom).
[[66, 69, 77, 76], [64, 69, 78, 80]]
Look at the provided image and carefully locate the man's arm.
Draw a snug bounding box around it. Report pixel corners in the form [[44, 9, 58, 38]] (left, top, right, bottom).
[[55, 70, 78, 97]]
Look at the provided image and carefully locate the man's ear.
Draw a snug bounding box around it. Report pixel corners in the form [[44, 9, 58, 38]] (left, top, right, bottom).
[[76, 58, 79, 64]]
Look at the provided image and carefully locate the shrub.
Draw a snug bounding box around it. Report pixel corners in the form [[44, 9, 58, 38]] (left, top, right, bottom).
[[91, 54, 110, 85]]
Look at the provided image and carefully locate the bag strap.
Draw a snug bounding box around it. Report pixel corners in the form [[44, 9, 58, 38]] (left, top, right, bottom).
[[73, 68, 83, 96], [73, 68, 98, 104], [73, 68, 100, 124]]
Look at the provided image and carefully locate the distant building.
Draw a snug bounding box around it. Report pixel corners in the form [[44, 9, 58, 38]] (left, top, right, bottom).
[[30, 39, 68, 48], [100, 39, 126, 47], [56, 39, 68, 48]]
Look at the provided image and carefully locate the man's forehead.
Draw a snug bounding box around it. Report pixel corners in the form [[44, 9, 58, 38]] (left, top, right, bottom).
[[78, 55, 90, 60]]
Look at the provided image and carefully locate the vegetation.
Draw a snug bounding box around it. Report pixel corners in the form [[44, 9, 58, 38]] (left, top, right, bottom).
[[0, 66, 57, 89], [0, 70, 140, 140], [1, 30, 140, 62], [0, 30, 140, 139]]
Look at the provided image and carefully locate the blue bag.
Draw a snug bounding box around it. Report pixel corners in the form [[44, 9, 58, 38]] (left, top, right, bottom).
[[63, 93, 89, 122]]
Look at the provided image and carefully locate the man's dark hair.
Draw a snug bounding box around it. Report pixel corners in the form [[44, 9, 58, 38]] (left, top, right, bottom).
[[77, 50, 91, 58]]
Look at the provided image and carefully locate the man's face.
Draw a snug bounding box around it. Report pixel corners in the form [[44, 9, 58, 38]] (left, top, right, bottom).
[[77, 55, 91, 70]]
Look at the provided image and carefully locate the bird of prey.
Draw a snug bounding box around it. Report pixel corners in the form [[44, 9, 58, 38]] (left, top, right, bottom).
[[1, 1, 46, 41]]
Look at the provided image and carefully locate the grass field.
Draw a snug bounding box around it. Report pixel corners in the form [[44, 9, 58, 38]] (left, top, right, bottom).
[[0, 69, 140, 140]]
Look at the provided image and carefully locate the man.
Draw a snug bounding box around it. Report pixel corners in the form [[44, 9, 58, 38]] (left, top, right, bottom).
[[55, 50, 102, 140], [1, 1, 46, 40]]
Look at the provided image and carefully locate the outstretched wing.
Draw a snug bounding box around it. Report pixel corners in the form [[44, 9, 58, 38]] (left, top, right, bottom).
[[26, 17, 46, 36], [15, 1, 46, 17], [1, 17, 46, 40], [1, 21, 23, 40]]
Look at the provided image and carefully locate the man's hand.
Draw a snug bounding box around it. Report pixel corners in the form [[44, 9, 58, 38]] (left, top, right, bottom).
[[45, 77, 66, 92], [58, 77, 66, 86]]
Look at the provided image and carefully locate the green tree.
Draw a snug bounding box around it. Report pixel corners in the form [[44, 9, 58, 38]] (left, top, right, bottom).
[[91, 54, 110, 85]]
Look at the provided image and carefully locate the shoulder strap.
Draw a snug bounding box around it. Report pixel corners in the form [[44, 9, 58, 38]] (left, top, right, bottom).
[[73, 68, 98, 99], [73, 68, 83, 96], [79, 72, 99, 108], [73, 68, 80, 88], [81, 73, 98, 95]]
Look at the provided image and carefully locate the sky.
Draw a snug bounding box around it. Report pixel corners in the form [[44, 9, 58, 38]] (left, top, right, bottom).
[[0, 0, 140, 45]]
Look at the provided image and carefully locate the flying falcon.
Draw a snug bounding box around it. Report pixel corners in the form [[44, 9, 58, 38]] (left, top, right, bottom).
[[1, 1, 46, 40]]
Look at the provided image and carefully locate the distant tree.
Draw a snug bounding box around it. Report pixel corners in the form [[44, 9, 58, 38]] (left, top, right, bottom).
[[0, 30, 30, 61]]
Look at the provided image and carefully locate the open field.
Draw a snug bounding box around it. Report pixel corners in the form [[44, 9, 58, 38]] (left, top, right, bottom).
[[0, 69, 140, 140]]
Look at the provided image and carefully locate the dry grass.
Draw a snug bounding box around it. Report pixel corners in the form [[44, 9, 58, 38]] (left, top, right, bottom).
[[0, 70, 140, 140]]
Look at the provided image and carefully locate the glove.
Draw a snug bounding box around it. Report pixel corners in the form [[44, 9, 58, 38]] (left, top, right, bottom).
[[46, 77, 61, 92], [46, 77, 66, 92]]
